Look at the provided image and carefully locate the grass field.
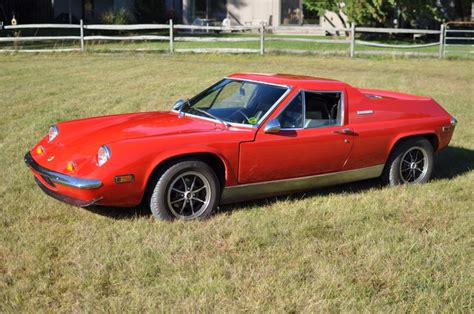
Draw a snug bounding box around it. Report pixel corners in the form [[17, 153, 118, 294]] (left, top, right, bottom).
[[0, 53, 473, 312]]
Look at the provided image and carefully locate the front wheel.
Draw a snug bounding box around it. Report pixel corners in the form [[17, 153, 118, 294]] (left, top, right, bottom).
[[149, 160, 221, 220], [382, 137, 434, 186]]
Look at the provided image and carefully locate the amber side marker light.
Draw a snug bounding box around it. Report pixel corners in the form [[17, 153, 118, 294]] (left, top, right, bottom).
[[36, 146, 45, 155], [66, 161, 75, 172], [115, 174, 135, 184]]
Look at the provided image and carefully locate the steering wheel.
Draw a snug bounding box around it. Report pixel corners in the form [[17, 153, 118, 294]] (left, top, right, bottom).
[[230, 109, 251, 124]]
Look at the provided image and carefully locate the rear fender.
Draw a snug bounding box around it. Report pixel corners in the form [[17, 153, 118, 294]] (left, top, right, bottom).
[[387, 130, 439, 156]]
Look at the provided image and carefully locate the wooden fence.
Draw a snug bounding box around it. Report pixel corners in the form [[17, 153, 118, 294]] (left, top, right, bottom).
[[0, 20, 472, 58], [443, 22, 474, 57]]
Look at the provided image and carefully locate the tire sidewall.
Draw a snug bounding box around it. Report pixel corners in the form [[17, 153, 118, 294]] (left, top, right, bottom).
[[384, 138, 434, 185], [150, 160, 220, 221]]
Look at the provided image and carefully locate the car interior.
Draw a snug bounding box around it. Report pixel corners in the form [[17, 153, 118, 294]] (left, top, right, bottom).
[[278, 91, 342, 129], [304, 91, 342, 128]]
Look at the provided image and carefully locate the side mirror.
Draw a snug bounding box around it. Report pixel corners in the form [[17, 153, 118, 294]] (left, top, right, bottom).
[[264, 119, 281, 134], [172, 99, 186, 110]]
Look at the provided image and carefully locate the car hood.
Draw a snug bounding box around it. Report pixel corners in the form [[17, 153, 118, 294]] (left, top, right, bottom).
[[55, 111, 221, 146], [31, 111, 228, 172]]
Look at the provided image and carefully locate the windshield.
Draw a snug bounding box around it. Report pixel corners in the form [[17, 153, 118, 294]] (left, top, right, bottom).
[[181, 79, 288, 126]]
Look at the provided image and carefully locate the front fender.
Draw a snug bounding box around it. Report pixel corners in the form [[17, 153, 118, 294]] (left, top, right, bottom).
[[115, 137, 238, 198], [146, 145, 234, 186], [93, 125, 253, 206]]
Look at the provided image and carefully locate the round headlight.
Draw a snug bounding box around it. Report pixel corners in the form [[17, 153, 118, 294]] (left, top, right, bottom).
[[97, 145, 111, 167], [451, 116, 458, 126], [48, 125, 59, 142]]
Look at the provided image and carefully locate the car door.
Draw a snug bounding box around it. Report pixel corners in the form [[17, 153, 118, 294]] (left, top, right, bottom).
[[238, 90, 354, 184]]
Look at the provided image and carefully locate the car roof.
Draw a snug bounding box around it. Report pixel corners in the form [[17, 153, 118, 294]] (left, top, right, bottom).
[[228, 73, 346, 88]]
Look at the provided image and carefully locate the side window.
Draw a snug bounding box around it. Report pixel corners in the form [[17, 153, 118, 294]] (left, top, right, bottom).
[[304, 91, 342, 128], [278, 92, 303, 129]]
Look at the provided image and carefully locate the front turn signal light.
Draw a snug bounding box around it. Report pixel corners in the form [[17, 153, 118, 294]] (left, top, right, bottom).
[[36, 146, 45, 155], [66, 161, 75, 172]]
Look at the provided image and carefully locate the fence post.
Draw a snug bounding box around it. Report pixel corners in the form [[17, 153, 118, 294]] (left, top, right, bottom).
[[169, 19, 174, 54], [439, 24, 445, 59], [80, 19, 84, 52], [350, 23, 355, 58], [260, 23, 265, 55], [439, 24, 446, 59]]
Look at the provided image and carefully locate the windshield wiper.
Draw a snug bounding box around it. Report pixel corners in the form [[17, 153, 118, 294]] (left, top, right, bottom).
[[191, 107, 230, 127]]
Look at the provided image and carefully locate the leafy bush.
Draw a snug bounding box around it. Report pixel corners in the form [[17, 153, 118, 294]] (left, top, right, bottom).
[[100, 7, 133, 24]]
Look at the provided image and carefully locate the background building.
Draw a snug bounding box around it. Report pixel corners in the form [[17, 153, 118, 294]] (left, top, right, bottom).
[[0, 0, 185, 24], [0, 0, 53, 24], [0, 0, 323, 27], [183, 0, 318, 27]]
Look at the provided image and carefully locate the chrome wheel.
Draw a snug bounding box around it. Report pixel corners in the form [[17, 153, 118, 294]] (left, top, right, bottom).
[[166, 171, 211, 219], [399, 147, 429, 183]]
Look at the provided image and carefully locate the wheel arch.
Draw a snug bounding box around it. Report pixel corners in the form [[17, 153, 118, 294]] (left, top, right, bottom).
[[387, 131, 439, 158], [141, 150, 229, 204], [382, 132, 436, 185]]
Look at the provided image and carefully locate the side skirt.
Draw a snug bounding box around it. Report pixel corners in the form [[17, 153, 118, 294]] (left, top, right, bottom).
[[220, 164, 384, 204]]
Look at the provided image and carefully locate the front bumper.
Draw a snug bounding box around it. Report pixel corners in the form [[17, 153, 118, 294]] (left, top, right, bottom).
[[24, 152, 102, 189], [25, 151, 104, 207], [34, 177, 102, 207]]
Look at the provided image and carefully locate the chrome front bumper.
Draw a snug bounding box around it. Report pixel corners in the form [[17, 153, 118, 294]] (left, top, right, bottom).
[[34, 177, 102, 207], [24, 151, 103, 190]]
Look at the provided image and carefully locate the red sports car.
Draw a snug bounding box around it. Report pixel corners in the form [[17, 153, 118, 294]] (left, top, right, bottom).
[[25, 73, 457, 220]]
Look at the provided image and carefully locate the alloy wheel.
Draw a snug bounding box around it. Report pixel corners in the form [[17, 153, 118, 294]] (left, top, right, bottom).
[[166, 171, 211, 219], [399, 147, 429, 183]]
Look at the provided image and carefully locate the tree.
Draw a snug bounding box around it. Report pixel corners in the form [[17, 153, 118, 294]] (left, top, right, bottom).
[[345, 0, 395, 27], [303, 0, 473, 29], [392, 0, 444, 28], [303, 0, 348, 28]]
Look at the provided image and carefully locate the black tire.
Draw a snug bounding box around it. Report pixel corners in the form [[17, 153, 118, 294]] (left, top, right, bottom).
[[148, 160, 221, 221], [381, 137, 434, 186]]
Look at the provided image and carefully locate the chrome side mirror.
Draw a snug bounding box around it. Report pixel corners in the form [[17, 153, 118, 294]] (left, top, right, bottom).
[[172, 99, 186, 110], [264, 119, 281, 134]]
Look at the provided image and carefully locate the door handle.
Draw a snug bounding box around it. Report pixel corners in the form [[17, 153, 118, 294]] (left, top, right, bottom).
[[334, 128, 357, 136]]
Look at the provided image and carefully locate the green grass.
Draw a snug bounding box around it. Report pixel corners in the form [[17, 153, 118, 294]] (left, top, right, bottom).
[[0, 53, 473, 312]]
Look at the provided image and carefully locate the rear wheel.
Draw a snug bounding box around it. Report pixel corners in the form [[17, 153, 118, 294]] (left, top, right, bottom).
[[382, 137, 434, 186], [149, 160, 220, 221]]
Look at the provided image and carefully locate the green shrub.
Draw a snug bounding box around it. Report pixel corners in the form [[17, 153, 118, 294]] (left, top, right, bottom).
[[100, 7, 133, 24]]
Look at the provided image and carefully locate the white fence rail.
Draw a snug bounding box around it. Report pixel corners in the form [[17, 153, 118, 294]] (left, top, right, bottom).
[[443, 23, 474, 56], [0, 20, 472, 58], [356, 27, 441, 34], [4, 23, 80, 29]]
